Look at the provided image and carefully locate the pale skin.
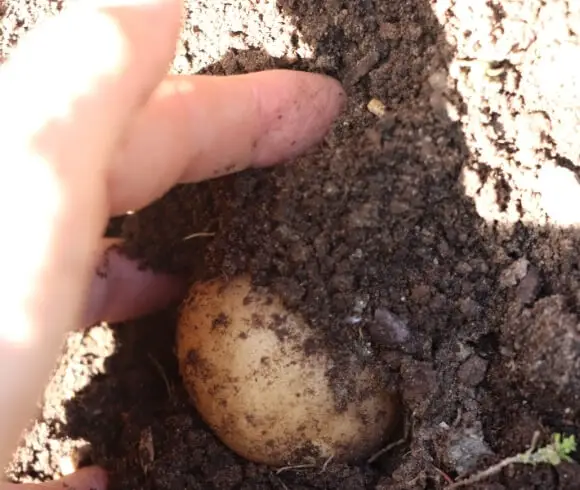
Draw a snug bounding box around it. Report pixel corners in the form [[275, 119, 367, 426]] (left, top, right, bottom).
[[0, 1, 345, 488]]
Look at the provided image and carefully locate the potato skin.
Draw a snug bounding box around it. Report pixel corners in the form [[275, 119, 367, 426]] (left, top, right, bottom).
[[177, 275, 397, 466]]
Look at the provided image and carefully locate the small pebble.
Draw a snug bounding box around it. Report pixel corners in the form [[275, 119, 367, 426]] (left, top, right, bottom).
[[447, 426, 494, 475], [457, 355, 488, 387], [353, 294, 370, 314], [367, 98, 386, 117], [499, 257, 530, 288], [369, 308, 410, 347], [516, 266, 541, 305]]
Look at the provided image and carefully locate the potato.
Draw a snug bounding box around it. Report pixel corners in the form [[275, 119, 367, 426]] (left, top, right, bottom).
[[176, 275, 398, 466]]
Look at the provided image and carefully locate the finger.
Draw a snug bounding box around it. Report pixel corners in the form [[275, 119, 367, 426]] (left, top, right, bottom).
[[108, 71, 346, 214], [0, 0, 182, 338], [1, 0, 182, 169], [1, 466, 107, 490], [0, 0, 181, 468], [84, 239, 186, 327]]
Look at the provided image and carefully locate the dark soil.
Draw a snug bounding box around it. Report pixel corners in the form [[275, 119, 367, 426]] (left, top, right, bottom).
[[5, 0, 580, 489]]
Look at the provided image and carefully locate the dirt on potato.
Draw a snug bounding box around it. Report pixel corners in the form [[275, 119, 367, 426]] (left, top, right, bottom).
[[3, 0, 580, 489]]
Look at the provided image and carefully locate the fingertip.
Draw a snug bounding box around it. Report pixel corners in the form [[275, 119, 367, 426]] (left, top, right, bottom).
[[85, 239, 187, 327], [250, 70, 346, 167]]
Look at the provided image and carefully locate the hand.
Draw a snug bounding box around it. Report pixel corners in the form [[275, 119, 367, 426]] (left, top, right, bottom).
[[0, 0, 345, 488]]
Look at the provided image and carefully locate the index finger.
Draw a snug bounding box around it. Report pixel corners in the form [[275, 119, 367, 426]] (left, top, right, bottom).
[[108, 70, 346, 214]]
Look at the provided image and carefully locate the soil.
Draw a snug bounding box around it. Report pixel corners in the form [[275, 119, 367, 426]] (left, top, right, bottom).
[[2, 0, 580, 489]]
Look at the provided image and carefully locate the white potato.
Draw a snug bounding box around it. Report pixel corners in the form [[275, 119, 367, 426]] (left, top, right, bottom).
[[176, 275, 397, 466]]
